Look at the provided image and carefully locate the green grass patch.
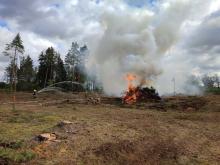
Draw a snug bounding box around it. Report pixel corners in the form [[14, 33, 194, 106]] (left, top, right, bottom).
[[0, 109, 62, 142], [0, 107, 63, 163], [0, 140, 23, 149], [5, 110, 62, 124], [0, 147, 35, 163]]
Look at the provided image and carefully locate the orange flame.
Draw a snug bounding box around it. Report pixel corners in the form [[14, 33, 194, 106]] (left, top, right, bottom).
[[126, 73, 136, 91], [123, 74, 160, 104], [123, 73, 140, 104]]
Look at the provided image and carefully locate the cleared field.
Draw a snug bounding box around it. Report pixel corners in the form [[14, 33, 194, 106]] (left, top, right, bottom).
[[0, 92, 220, 165]]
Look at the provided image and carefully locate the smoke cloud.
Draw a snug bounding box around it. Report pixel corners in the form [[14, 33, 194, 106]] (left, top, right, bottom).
[[87, 0, 211, 96]]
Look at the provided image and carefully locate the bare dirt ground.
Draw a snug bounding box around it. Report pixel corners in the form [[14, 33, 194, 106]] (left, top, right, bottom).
[[0, 91, 220, 165]]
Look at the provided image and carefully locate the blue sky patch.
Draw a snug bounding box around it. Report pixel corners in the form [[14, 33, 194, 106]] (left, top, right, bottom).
[[0, 19, 7, 28], [124, 0, 156, 8]]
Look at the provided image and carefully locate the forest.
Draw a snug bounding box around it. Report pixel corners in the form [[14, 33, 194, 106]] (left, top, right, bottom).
[[0, 33, 95, 92]]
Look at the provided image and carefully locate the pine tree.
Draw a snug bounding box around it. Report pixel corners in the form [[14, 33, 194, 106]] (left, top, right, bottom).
[[16, 55, 35, 91], [5, 61, 17, 84], [55, 55, 67, 82], [37, 47, 57, 88], [65, 42, 80, 81], [65, 42, 88, 82], [3, 33, 24, 109], [17, 55, 34, 82]]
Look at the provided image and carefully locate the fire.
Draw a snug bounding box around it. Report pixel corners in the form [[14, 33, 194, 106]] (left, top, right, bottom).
[[122, 73, 161, 104], [123, 73, 140, 104], [126, 73, 136, 91]]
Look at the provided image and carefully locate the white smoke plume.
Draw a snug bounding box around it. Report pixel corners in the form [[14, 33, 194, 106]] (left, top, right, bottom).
[[87, 0, 214, 96]]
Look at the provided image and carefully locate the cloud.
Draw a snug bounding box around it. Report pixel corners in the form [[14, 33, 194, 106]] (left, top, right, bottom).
[[182, 9, 220, 74], [0, 0, 219, 95], [187, 12, 220, 49], [0, 27, 13, 60], [0, 0, 100, 40]]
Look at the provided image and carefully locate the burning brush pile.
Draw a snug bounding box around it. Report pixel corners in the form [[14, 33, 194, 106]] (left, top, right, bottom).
[[122, 74, 161, 104]]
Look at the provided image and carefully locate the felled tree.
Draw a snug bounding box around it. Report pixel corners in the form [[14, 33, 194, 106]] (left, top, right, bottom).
[[3, 33, 24, 109]]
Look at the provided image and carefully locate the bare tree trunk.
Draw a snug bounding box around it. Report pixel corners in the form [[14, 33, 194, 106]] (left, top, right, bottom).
[[72, 67, 74, 93], [44, 67, 49, 88], [11, 58, 15, 110], [12, 49, 17, 110], [50, 62, 53, 84]]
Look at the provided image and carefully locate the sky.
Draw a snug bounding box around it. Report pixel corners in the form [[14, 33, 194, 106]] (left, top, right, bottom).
[[0, 0, 220, 94]]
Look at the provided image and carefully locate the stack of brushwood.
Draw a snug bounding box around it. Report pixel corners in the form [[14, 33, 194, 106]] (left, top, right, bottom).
[[123, 86, 161, 103], [137, 87, 161, 101]]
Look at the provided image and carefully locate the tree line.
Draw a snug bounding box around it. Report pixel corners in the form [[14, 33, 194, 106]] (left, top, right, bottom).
[[1, 33, 90, 91], [0, 33, 219, 95]]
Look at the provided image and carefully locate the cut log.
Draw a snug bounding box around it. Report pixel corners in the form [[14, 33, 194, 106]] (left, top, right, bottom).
[[35, 133, 56, 142]]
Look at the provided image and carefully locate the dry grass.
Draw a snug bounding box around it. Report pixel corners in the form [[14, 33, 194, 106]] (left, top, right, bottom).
[[0, 91, 220, 164]]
